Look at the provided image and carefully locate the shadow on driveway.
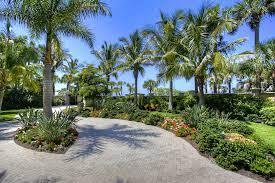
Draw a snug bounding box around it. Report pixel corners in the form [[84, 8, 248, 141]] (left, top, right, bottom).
[[0, 122, 18, 141], [66, 123, 160, 161]]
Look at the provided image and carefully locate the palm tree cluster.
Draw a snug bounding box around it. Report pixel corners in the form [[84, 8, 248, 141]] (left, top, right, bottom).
[[0, 0, 274, 115], [92, 1, 274, 109]]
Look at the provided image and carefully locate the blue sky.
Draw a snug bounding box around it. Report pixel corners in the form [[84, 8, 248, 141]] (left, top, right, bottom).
[[1, 0, 274, 94]]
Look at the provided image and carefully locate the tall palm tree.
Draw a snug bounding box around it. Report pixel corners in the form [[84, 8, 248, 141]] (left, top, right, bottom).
[[119, 30, 150, 105], [1, 0, 111, 117], [143, 80, 158, 95], [231, 0, 275, 51], [93, 41, 120, 85], [61, 58, 80, 106], [143, 10, 188, 110], [182, 5, 241, 105]]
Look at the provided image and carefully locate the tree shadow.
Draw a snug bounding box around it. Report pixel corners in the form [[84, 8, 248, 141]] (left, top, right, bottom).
[[24, 176, 61, 183], [115, 177, 131, 183], [0, 123, 18, 141], [0, 170, 7, 183], [66, 123, 160, 161]]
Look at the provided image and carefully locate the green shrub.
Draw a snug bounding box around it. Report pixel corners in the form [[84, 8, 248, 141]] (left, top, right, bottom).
[[205, 94, 264, 120], [174, 93, 197, 111], [129, 110, 149, 122], [100, 101, 139, 118], [195, 121, 224, 153], [183, 105, 210, 128], [18, 109, 42, 127], [144, 113, 164, 126], [260, 106, 275, 126], [195, 118, 274, 178], [250, 158, 275, 179]]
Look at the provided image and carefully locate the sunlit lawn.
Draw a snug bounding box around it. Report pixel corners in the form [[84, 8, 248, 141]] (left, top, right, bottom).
[[0, 109, 26, 122], [248, 122, 275, 154]]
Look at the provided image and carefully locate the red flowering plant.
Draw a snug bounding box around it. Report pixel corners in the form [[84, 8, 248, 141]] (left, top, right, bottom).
[[161, 118, 197, 138], [174, 124, 196, 138], [161, 118, 177, 130]]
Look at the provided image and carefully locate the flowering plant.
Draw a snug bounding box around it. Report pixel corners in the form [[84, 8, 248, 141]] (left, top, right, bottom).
[[161, 118, 196, 137]]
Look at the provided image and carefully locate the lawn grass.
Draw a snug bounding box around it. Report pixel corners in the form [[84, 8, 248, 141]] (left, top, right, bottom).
[[0, 109, 26, 122], [151, 111, 181, 119], [248, 122, 275, 153]]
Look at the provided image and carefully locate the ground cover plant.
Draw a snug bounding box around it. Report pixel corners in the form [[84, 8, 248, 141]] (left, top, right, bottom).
[[15, 109, 78, 153]]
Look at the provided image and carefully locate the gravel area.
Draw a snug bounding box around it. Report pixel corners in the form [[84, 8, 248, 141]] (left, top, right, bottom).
[[0, 116, 260, 183]]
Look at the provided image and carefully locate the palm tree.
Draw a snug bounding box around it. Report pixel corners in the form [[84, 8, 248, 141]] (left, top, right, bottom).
[[93, 41, 120, 85], [61, 58, 80, 106], [1, 0, 111, 117], [143, 80, 158, 95], [231, 0, 275, 51], [119, 30, 150, 105], [0, 22, 40, 110], [143, 10, 188, 110], [182, 5, 241, 105], [126, 83, 134, 94], [260, 39, 275, 91], [38, 42, 69, 97]]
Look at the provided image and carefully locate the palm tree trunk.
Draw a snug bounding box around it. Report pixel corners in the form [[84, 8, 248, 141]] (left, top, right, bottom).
[[65, 81, 70, 106], [0, 88, 5, 111], [272, 70, 275, 92], [194, 77, 198, 94], [53, 81, 56, 97], [133, 70, 138, 105], [198, 76, 205, 106], [168, 79, 173, 111], [43, 33, 53, 118], [204, 80, 208, 94], [228, 78, 232, 94], [254, 22, 260, 52]]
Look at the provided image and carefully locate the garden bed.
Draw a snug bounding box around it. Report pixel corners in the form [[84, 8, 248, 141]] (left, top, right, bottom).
[[14, 126, 78, 154], [15, 108, 78, 153]]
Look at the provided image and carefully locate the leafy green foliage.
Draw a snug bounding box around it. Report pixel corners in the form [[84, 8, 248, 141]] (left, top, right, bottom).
[[183, 105, 210, 128], [250, 158, 275, 179], [78, 65, 110, 99], [15, 110, 78, 152], [195, 118, 274, 178], [144, 113, 164, 126], [205, 95, 265, 120], [18, 108, 42, 127], [129, 110, 149, 122], [260, 106, 275, 126], [36, 111, 76, 143]]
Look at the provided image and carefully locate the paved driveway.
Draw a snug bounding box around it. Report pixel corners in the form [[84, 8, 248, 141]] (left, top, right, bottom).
[[0, 117, 259, 183]]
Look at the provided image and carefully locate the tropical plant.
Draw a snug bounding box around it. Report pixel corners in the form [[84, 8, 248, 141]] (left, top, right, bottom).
[[231, 0, 275, 51], [143, 80, 158, 95], [78, 65, 109, 106], [143, 10, 188, 110], [119, 30, 151, 104], [181, 5, 241, 105], [259, 39, 275, 91], [0, 22, 40, 111], [18, 108, 42, 127], [0, 0, 111, 117], [61, 58, 80, 106], [93, 41, 120, 86], [126, 83, 135, 95]]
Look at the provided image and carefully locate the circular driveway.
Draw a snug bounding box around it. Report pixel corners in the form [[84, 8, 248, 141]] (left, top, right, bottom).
[[0, 117, 259, 183]]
